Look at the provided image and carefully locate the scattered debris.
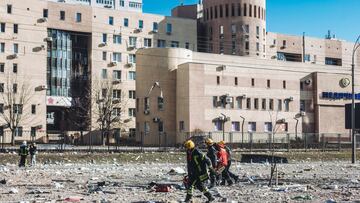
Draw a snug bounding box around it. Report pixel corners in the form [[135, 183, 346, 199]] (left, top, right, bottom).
[[168, 167, 186, 175], [291, 195, 313, 201], [9, 188, 18, 194], [64, 196, 84, 202], [0, 179, 6, 185]]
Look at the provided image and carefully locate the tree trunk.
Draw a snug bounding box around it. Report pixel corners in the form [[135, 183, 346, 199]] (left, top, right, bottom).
[[11, 130, 15, 146], [102, 130, 106, 146]]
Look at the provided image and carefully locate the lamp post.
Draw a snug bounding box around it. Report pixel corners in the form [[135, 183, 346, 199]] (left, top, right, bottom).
[[351, 35, 360, 164], [220, 113, 229, 141], [294, 112, 305, 141], [240, 115, 245, 147]]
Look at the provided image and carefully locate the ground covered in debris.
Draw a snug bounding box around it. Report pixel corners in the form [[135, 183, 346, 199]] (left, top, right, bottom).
[[1, 152, 360, 203]]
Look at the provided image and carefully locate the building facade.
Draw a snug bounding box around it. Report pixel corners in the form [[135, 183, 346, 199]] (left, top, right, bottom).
[[0, 0, 197, 143], [135, 48, 360, 146]]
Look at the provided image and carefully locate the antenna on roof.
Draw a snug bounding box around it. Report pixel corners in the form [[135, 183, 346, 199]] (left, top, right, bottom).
[[180, 0, 183, 6]]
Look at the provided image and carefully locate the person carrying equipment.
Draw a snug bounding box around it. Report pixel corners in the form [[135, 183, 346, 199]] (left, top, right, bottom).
[[184, 140, 215, 203], [205, 138, 218, 188], [219, 140, 239, 184], [216, 141, 233, 186], [18, 141, 29, 167]]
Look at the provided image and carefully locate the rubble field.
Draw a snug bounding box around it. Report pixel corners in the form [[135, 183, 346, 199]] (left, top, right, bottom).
[[1, 151, 360, 203]]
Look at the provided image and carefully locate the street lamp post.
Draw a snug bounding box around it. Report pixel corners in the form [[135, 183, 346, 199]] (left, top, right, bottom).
[[221, 113, 229, 141], [351, 35, 360, 164], [240, 116, 245, 148]]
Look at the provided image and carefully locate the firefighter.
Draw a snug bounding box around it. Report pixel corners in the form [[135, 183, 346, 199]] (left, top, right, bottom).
[[205, 138, 218, 188], [216, 141, 233, 186], [219, 141, 239, 184], [18, 141, 29, 167], [184, 140, 215, 203]]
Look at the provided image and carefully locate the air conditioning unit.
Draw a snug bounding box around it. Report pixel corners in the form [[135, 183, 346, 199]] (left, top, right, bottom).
[[166, 32, 172, 35], [216, 65, 226, 71], [99, 42, 107, 47], [128, 45, 136, 50], [144, 110, 150, 115], [40, 85, 47, 90], [35, 125, 43, 129], [270, 44, 276, 48], [281, 45, 287, 49], [44, 37, 53, 42], [300, 111, 306, 116], [239, 94, 247, 99], [39, 17, 48, 23], [126, 63, 134, 68], [104, 5, 112, 8], [11, 54, 18, 59], [225, 97, 233, 104], [271, 55, 277, 59], [112, 79, 121, 85], [110, 61, 118, 66], [288, 96, 294, 101], [304, 79, 311, 85], [134, 28, 142, 33], [153, 117, 160, 123]]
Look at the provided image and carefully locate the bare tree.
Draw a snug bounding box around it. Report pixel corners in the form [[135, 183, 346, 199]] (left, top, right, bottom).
[[92, 79, 129, 146], [0, 77, 32, 146]]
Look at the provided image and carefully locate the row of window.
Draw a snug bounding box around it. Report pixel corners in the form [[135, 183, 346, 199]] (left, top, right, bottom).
[[0, 22, 18, 34], [0, 42, 19, 54], [216, 76, 287, 89], [212, 121, 288, 133], [102, 52, 137, 63], [213, 96, 291, 112], [142, 121, 164, 134], [101, 69, 136, 80], [0, 63, 18, 73], [0, 103, 37, 115], [204, 3, 266, 21]]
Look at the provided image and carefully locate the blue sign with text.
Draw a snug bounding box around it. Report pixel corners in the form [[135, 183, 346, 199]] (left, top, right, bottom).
[[322, 92, 360, 100]]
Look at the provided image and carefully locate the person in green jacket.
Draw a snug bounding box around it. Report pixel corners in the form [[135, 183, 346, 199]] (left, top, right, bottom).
[[184, 140, 215, 203]]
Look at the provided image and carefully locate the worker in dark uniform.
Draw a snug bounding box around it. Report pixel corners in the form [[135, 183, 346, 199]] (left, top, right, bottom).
[[184, 140, 215, 203], [29, 143, 38, 166], [18, 141, 29, 167], [219, 141, 239, 184], [205, 138, 218, 188]]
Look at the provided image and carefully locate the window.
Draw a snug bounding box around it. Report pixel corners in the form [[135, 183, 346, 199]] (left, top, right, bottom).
[[13, 43, 18, 54], [102, 51, 107, 60], [300, 100, 305, 112], [214, 120, 223, 131], [325, 57, 342, 66], [112, 108, 121, 116], [31, 127, 36, 137], [248, 122, 256, 132], [128, 71, 136, 80], [157, 40, 166, 48], [249, 4, 252, 17], [283, 80, 286, 89], [7, 4, 12, 14], [264, 122, 272, 132], [232, 122, 240, 131], [76, 13, 82, 22], [179, 121, 185, 132], [158, 121, 164, 133], [304, 54, 311, 62], [219, 25, 224, 38], [219, 5, 223, 18], [129, 108, 136, 117], [171, 41, 179, 48], [251, 78, 255, 87], [256, 42, 260, 52], [158, 96, 164, 110], [284, 99, 290, 112], [0, 63, 4, 72], [0, 104, 3, 113], [216, 76, 220, 85], [235, 77, 238, 85], [43, 9, 48, 18], [278, 99, 282, 111], [14, 127, 23, 137], [136, 98, 139, 111], [144, 38, 152, 47], [214, 6, 218, 18], [0, 43, 4, 53], [267, 79, 270, 88], [256, 26, 260, 36], [246, 98, 251, 109], [238, 3, 241, 16], [254, 5, 257, 18], [102, 33, 107, 43], [231, 24, 236, 35], [144, 97, 150, 111], [144, 122, 150, 134], [124, 18, 129, 27], [185, 42, 190, 49], [129, 1, 142, 9], [210, 7, 213, 19], [236, 97, 242, 109], [109, 16, 114, 25], [231, 3, 235, 16], [113, 52, 121, 62], [13, 64, 17, 73], [0, 83, 4, 92], [13, 104, 23, 114], [113, 70, 121, 80], [113, 35, 122, 44], [113, 89, 121, 99], [261, 99, 266, 110], [300, 82, 304, 90], [254, 98, 259, 110], [13, 84, 17, 93], [138, 20, 143, 29], [166, 23, 172, 34], [245, 42, 249, 50], [153, 22, 158, 32], [0, 23, 5, 32], [60, 11, 65, 20], [31, 105, 36, 114], [282, 40, 287, 47], [129, 37, 137, 47], [13, 24, 18, 34], [101, 69, 107, 79], [128, 54, 136, 63], [269, 99, 274, 110], [129, 90, 136, 99], [120, 0, 125, 7], [213, 96, 218, 108]]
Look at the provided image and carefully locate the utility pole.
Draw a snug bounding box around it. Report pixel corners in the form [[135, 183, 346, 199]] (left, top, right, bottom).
[[302, 32, 306, 62], [351, 35, 360, 164]]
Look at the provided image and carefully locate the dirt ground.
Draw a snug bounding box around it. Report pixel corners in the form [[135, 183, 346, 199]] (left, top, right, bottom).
[[1, 151, 360, 203]]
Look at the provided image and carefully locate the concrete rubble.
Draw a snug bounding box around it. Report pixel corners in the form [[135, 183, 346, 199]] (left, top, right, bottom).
[[0, 155, 360, 202]]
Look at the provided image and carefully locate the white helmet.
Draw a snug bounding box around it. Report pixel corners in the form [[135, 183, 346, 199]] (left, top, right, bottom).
[[22, 141, 27, 146]]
